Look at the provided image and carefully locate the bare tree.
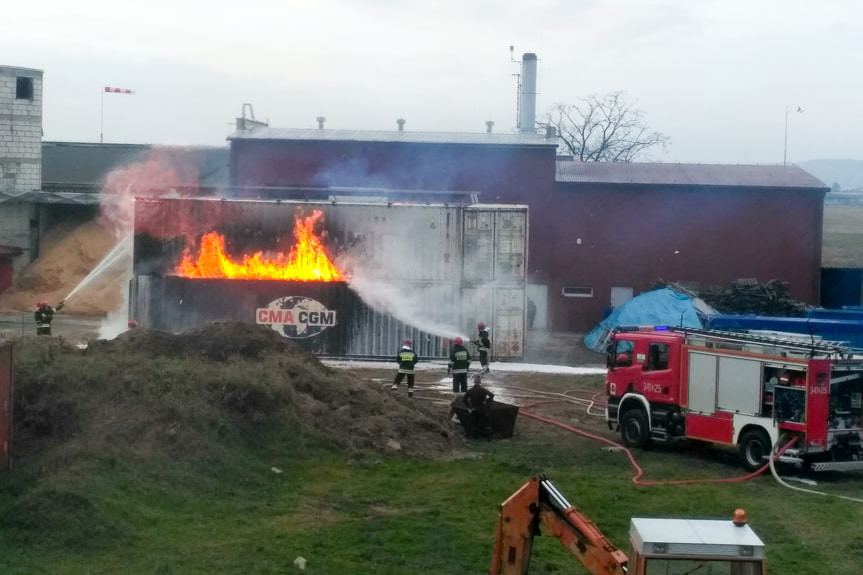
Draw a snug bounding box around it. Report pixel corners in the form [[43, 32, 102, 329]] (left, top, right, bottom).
[[540, 92, 669, 162]]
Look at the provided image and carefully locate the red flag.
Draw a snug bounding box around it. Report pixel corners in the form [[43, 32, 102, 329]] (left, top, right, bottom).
[[104, 87, 135, 94]]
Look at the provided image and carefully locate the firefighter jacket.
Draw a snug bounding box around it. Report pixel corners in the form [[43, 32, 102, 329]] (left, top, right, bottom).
[[464, 383, 494, 409], [449, 345, 471, 374], [34, 307, 56, 329], [396, 348, 419, 374], [475, 330, 491, 353]]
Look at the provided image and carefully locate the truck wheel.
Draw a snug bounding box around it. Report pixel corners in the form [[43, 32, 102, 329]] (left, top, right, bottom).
[[738, 428, 771, 471], [621, 409, 651, 448]]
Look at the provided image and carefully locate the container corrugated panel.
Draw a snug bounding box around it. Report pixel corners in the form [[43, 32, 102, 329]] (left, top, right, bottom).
[[132, 276, 456, 359], [325, 204, 463, 282], [132, 198, 527, 359], [133, 198, 464, 283]]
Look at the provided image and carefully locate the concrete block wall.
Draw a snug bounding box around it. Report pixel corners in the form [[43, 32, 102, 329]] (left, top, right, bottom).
[[0, 66, 43, 194], [0, 65, 43, 271]]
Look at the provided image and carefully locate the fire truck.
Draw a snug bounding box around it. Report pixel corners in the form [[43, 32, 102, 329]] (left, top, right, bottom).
[[604, 326, 863, 471]]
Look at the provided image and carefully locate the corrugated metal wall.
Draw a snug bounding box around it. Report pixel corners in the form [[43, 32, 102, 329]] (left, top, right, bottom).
[[131, 198, 527, 359]]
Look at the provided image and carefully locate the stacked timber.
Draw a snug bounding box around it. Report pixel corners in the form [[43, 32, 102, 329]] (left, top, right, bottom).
[[695, 279, 809, 316]]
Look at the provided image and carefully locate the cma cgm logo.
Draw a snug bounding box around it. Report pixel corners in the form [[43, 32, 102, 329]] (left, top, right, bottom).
[[256, 296, 337, 339]]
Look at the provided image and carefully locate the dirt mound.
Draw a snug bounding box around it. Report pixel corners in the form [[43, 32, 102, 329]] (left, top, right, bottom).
[[90, 320, 300, 360], [13, 322, 455, 461], [0, 218, 125, 316]]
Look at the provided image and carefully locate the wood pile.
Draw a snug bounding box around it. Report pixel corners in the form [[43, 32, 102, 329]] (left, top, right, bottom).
[[693, 279, 809, 316]]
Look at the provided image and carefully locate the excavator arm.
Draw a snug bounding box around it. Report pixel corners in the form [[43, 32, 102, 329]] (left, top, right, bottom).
[[490, 475, 629, 575]]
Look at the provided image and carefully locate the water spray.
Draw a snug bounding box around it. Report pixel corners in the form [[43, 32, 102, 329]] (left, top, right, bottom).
[[63, 234, 132, 303]]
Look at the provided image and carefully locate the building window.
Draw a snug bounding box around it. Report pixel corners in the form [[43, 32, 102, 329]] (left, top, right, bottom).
[[562, 286, 593, 298], [16, 77, 34, 100]]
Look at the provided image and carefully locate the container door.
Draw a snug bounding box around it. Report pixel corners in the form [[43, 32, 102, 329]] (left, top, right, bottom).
[[493, 211, 526, 281], [493, 288, 525, 359], [463, 211, 495, 282]]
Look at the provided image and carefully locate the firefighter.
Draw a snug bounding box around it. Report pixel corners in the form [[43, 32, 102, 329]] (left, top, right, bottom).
[[474, 322, 491, 373], [448, 336, 472, 394], [464, 374, 495, 438], [391, 339, 419, 398], [34, 300, 65, 336]]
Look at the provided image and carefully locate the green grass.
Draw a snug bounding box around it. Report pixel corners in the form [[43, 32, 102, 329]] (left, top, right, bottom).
[[1, 333, 862, 574], [2, 429, 862, 574]]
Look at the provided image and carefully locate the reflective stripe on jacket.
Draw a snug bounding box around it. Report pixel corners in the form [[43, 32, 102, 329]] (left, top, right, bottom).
[[397, 349, 418, 374]]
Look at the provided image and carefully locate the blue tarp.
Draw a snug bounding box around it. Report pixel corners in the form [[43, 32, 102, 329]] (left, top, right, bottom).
[[584, 288, 709, 352]]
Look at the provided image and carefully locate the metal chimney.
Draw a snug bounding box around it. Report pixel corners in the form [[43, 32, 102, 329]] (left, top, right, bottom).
[[518, 53, 537, 134], [397, 118, 406, 131], [316, 116, 326, 129], [486, 121, 495, 133]]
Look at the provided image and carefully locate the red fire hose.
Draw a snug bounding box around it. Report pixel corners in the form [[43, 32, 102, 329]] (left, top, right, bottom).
[[519, 399, 799, 486]]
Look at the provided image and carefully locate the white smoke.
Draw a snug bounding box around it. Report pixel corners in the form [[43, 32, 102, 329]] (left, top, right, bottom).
[[333, 206, 492, 342]]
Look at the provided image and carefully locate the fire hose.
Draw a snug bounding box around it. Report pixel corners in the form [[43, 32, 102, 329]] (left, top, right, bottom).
[[519, 399, 799, 486], [410, 375, 863, 498]]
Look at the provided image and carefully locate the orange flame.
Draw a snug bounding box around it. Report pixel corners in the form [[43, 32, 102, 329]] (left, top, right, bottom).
[[175, 210, 344, 281]]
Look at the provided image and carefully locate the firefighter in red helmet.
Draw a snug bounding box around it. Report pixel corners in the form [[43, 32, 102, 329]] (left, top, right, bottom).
[[34, 299, 65, 336], [392, 339, 419, 398], [473, 322, 491, 374], [448, 336, 472, 394]]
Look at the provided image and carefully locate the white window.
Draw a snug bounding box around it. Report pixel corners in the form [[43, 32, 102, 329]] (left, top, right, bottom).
[[562, 286, 593, 298]]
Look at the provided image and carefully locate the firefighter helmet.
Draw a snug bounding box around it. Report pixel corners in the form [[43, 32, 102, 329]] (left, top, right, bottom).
[[453, 336, 464, 345], [36, 301, 48, 308], [477, 322, 487, 330]]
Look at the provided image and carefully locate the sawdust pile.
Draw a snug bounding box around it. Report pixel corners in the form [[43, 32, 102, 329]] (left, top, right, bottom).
[[14, 322, 455, 461], [0, 218, 125, 315]]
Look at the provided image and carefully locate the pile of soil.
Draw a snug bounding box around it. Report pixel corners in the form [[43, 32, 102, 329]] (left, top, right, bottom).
[[0, 218, 125, 316], [13, 322, 455, 461]]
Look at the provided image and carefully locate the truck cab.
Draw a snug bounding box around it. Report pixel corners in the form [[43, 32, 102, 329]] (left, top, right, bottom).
[[629, 515, 765, 575]]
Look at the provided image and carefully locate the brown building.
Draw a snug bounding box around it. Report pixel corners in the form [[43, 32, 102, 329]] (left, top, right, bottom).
[[228, 127, 828, 332]]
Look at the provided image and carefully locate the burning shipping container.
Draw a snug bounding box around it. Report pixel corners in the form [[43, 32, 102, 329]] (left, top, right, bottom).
[[131, 197, 527, 359]]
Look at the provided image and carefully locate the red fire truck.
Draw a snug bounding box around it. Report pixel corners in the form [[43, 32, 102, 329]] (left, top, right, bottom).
[[604, 326, 863, 471]]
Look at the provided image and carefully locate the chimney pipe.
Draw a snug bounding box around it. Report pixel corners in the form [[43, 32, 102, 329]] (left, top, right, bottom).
[[486, 121, 495, 134], [397, 118, 405, 131], [316, 116, 326, 129], [518, 53, 537, 134], [545, 126, 556, 139]]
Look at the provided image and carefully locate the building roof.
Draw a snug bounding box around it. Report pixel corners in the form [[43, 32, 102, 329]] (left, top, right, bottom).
[[229, 127, 557, 148], [41, 142, 230, 193], [556, 160, 828, 190], [42, 142, 152, 186]]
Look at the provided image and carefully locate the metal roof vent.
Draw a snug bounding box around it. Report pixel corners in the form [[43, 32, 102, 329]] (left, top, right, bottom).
[[397, 118, 406, 131], [486, 121, 495, 134], [316, 116, 326, 129]]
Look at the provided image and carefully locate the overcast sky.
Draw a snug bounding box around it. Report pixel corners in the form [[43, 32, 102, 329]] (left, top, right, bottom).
[[6, 0, 861, 164]]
